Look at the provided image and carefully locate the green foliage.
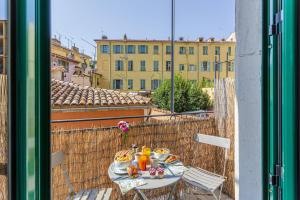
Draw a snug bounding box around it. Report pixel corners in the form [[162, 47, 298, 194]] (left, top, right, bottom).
[[200, 77, 214, 88], [152, 75, 212, 112]]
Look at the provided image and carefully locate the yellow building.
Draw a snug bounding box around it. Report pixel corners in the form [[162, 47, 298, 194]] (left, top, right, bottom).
[[51, 38, 102, 87], [95, 34, 235, 91], [0, 20, 8, 74]]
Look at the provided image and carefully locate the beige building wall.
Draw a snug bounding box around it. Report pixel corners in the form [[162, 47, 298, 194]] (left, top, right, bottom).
[[96, 38, 235, 91]]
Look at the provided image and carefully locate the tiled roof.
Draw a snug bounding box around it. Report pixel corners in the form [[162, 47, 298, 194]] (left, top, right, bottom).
[[51, 79, 151, 109]]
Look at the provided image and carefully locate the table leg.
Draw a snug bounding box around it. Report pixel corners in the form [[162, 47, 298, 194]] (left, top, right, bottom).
[[167, 182, 178, 200], [134, 189, 149, 200]]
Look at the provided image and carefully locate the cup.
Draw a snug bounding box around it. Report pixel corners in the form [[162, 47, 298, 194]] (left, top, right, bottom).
[[138, 155, 147, 171], [150, 156, 159, 168]]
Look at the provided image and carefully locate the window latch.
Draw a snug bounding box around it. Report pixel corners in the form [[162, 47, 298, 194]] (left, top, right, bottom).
[[269, 164, 282, 187], [269, 10, 283, 36]]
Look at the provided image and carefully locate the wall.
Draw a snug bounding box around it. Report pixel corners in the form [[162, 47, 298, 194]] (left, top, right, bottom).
[[51, 109, 145, 129], [70, 75, 91, 87], [235, 0, 262, 199]]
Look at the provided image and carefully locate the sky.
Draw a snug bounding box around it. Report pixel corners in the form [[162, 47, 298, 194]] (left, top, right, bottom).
[[51, 0, 235, 57]]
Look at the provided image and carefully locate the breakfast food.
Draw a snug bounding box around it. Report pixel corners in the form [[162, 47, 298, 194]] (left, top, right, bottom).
[[155, 148, 170, 154], [149, 168, 156, 178], [127, 165, 139, 178], [114, 150, 133, 162], [114, 150, 133, 169], [154, 148, 170, 161], [165, 155, 178, 164], [157, 167, 164, 178]]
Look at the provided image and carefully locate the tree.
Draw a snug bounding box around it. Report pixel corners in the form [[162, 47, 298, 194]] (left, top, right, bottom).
[[152, 75, 212, 112]]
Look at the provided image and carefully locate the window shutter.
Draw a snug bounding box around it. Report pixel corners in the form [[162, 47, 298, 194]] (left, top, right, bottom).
[[219, 63, 222, 71], [121, 61, 124, 70], [200, 62, 203, 72], [113, 80, 116, 89], [120, 80, 123, 89], [208, 62, 210, 72]]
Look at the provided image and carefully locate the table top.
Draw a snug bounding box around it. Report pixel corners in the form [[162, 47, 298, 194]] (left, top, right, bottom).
[[108, 162, 184, 190]]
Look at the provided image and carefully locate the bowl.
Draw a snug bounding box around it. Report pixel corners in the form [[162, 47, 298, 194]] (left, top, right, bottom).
[[153, 148, 170, 161], [114, 154, 133, 169]]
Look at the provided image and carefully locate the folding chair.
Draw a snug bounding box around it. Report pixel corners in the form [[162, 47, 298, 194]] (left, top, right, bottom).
[[52, 151, 112, 200], [182, 133, 230, 200]]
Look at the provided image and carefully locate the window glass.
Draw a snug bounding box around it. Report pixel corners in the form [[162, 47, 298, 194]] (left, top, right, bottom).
[[128, 60, 133, 71], [113, 45, 123, 54], [140, 79, 146, 90], [189, 47, 194, 55], [179, 47, 186, 54], [215, 46, 220, 55], [140, 60, 146, 71], [126, 45, 136, 54], [128, 79, 133, 89], [151, 79, 161, 90], [138, 45, 148, 54], [153, 45, 159, 54], [153, 60, 159, 71], [113, 79, 123, 89], [166, 61, 171, 71], [179, 64, 185, 71], [228, 46, 232, 56], [166, 45, 171, 54], [201, 61, 210, 72], [203, 46, 208, 55], [101, 45, 110, 53], [115, 60, 123, 71]]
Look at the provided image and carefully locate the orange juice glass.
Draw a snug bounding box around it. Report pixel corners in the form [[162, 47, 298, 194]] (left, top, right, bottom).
[[138, 155, 147, 171]]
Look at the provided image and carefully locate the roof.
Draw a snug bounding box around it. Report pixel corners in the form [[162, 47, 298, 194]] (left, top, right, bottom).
[[94, 38, 236, 44], [51, 79, 151, 109]]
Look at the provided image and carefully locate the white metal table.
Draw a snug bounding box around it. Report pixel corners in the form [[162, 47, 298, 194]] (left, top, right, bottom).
[[108, 162, 184, 200]]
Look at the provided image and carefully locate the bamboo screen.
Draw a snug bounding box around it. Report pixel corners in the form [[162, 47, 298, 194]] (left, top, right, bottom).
[[0, 75, 8, 200], [51, 118, 234, 199]]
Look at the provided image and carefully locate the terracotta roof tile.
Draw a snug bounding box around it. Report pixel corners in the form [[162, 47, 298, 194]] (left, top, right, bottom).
[[51, 79, 151, 108]]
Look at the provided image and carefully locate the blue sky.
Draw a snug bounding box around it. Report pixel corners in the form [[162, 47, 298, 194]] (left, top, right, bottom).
[[51, 0, 235, 57]]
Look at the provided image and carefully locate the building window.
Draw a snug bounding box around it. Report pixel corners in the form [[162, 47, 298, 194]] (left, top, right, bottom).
[[201, 61, 210, 72], [101, 45, 109, 53], [115, 60, 124, 71], [215, 46, 220, 55], [113, 45, 124, 54], [228, 46, 232, 56], [214, 61, 222, 71], [153, 45, 159, 54], [128, 60, 133, 71], [113, 79, 123, 89], [203, 46, 208, 55], [188, 64, 196, 71], [58, 60, 69, 72], [128, 79, 133, 89], [153, 60, 159, 71], [166, 61, 171, 71], [190, 80, 197, 85], [179, 47, 186, 54], [228, 61, 235, 71], [140, 79, 146, 90], [140, 60, 146, 71], [166, 45, 171, 54], [179, 64, 185, 71], [151, 79, 161, 90], [189, 47, 194, 55], [138, 45, 148, 54], [126, 45, 136, 54]]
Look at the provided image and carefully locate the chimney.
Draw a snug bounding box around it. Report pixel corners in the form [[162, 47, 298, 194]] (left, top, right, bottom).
[[102, 35, 108, 40], [179, 37, 184, 41], [72, 45, 79, 53], [123, 34, 127, 40], [198, 37, 204, 42]]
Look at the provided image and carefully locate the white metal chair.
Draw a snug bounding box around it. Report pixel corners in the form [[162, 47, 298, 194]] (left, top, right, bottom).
[[52, 151, 112, 200], [182, 133, 230, 200]]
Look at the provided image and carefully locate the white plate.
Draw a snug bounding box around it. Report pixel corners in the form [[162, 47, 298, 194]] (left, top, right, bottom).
[[110, 163, 128, 175]]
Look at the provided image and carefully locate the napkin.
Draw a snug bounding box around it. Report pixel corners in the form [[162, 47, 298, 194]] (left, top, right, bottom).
[[116, 178, 147, 194], [166, 165, 188, 176]]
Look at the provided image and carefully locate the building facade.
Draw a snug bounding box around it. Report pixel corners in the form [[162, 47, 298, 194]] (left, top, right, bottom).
[[0, 20, 7, 74], [95, 34, 236, 91]]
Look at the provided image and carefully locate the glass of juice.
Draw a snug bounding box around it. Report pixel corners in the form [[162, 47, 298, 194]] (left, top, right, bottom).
[[138, 155, 147, 171]]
